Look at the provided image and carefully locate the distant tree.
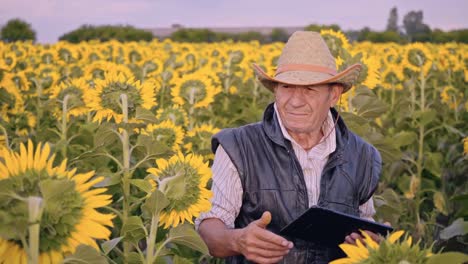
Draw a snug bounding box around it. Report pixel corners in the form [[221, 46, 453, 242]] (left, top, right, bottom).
[[386, 7, 399, 32], [0, 18, 36, 42], [59, 25, 153, 43], [170, 29, 231, 42], [234, 31, 266, 43], [270, 28, 289, 42], [403, 10, 431, 41], [304, 24, 341, 32]]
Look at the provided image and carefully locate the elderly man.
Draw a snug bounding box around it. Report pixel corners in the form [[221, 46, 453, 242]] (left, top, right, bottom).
[[196, 31, 382, 263]]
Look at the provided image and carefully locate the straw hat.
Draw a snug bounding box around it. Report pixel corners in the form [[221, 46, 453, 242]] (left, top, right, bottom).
[[252, 31, 362, 93]]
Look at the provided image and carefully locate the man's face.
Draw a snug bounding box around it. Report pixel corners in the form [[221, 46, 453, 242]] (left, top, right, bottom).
[[274, 83, 342, 134]]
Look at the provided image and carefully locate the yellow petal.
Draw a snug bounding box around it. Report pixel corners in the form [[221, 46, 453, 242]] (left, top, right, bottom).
[[388, 230, 405, 244]]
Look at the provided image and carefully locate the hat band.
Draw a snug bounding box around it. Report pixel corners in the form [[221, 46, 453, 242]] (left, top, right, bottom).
[[275, 64, 337, 76]]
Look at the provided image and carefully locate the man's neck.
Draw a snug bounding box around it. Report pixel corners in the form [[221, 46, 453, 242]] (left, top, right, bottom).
[[287, 128, 324, 151]]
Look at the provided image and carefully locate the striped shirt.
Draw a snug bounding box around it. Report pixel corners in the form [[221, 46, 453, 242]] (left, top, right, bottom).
[[195, 104, 375, 229]]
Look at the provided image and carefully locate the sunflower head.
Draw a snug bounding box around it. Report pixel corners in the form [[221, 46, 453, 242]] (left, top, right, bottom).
[[156, 105, 189, 128], [403, 43, 433, 74], [184, 124, 220, 161], [146, 153, 212, 229], [85, 71, 156, 124], [141, 120, 185, 153], [0, 141, 114, 262], [320, 29, 350, 57], [356, 54, 381, 89], [50, 78, 90, 119], [331, 230, 433, 264], [171, 72, 220, 109]]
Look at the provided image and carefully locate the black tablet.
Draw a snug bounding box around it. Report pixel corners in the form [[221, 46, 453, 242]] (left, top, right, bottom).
[[279, 206, 393, 246]]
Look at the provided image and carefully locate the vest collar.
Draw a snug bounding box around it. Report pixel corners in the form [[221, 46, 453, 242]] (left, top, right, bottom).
[[262, 103, 349, 156]]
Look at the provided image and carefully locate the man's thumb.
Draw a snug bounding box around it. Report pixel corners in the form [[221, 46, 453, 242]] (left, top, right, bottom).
[[254, 211, 272, 228]]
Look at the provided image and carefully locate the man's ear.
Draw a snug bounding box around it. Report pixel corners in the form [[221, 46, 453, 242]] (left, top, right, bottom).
[[330, 84, 343, 107]]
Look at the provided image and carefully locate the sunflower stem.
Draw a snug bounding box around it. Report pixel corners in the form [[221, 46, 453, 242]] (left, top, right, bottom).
[[120, 93, 132, 260], [146, 213, 159, 264], [0, 124, 9, 148], [414, 69, 426, 241], [61, 94, 70, 159], [28, 196, 44, 264]]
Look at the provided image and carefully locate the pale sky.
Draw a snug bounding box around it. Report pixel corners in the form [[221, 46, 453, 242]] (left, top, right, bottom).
[[1, 0, 467, 43]]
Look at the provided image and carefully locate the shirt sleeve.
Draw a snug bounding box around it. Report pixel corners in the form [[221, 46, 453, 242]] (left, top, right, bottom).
[[195, 145, 243, 229], [359, 196, 376, 221]]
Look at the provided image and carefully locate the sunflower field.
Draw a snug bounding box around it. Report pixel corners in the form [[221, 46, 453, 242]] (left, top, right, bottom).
[[0, 30, 467, 263]]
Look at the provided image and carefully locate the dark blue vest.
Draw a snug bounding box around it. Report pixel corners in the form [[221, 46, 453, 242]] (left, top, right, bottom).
[[212, 103, 381, 263]]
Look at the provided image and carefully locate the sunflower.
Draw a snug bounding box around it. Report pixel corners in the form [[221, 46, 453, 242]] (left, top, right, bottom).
[[402, 43, 433, 74], [330, 230, 431, 264], [146, 153, 212, 229], [357, 54, 381, 89], [156, 105, 189, 128], [381, 65, 404, 89], [184, 124, 220, 160], [141, 120, 185, 152], [49, 78, 90, 119], [0, 141, 115, 263], [0, 51, 17, 71], [170, 71, 220, 109], [440, 85, 463, 110], [320, 29, 350, 57], [85, 71, 156, 124]]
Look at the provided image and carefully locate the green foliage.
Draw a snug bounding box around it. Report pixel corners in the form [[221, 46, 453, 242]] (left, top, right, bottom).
[[304, 23, 341, 32], [0, 18, 36, 42], [59, 25, 153, 43], [169, 29, 267, 43], [62, 245, 108, 264]]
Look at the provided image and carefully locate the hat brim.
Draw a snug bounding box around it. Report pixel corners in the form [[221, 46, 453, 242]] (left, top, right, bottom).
[[252, 63, 362, 93]]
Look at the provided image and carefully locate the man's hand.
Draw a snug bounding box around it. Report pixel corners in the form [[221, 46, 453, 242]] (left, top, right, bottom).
[[233, 211, 294, 264], [344, 222, 391, 246], [344, 230, 382, 245]]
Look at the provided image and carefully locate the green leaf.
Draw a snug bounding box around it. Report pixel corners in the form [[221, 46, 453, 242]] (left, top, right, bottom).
[[62, 245, 108, 264], [136, 134, 170, 156], [141, 189, 169, 218], [130, 179, 153, 194], [414, 110, 437, 126], [94, 172, 121, 187], [173, 255, 194, 264], [393, 131, 417, 148], [136, 107, 159, 123], [94, 123, 118, 148], [127, 252, 144, 264], [166, 224, 209, 255], [427, 252, 468, 264], [425, 152, 443, 177], [439, 218, 468, 240], [433, 191, 448, 215], [351, 87, 388, 118], [121, 216, 147, 243], [101, 236, 123, 255]]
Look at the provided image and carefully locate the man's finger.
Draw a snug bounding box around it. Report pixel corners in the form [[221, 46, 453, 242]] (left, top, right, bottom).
[[244, 245, 290, 259], [253, 211, 272, 229], [344, 235, 354, 244], [254, 228, 294, 249], [363, 230, 382, 243]]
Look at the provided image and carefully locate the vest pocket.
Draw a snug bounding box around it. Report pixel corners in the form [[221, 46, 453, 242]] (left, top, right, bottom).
[[242, 189, 298, 231]]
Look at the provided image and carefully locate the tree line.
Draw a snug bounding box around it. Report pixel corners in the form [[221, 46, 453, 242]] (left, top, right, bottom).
[[1, 7, 467, 43]]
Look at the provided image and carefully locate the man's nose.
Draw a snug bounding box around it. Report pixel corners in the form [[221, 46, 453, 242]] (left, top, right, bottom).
[[288, 87, 306, 106]]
